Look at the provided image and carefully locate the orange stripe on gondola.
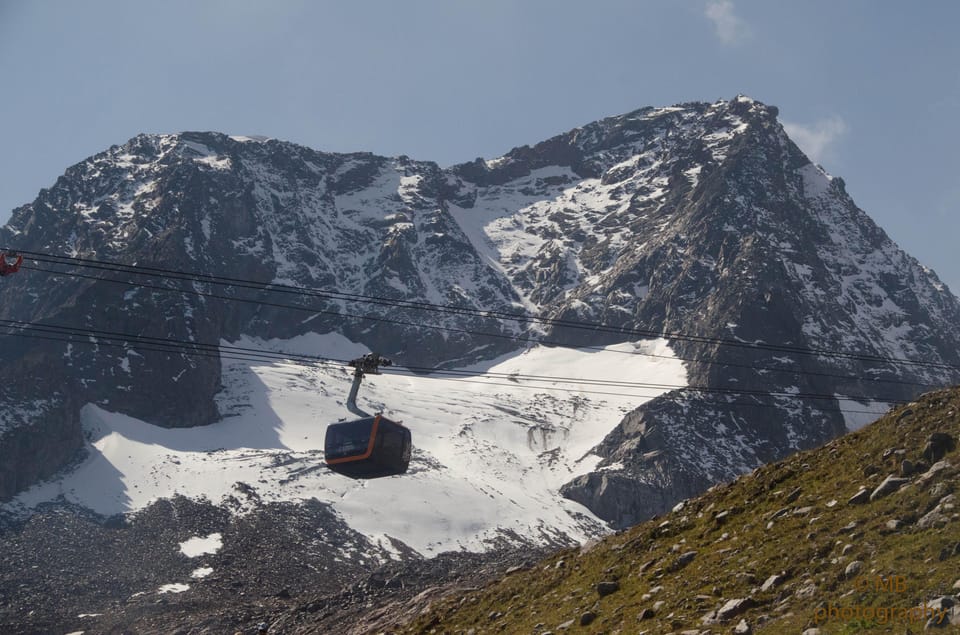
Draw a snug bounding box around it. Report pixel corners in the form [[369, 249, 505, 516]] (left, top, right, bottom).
[[325, 414, 381, 465]]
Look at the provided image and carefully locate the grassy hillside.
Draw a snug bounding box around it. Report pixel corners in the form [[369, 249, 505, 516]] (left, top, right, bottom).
[[400, 388, 960, 634]]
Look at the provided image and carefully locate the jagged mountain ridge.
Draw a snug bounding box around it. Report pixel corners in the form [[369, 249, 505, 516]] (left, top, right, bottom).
[[451, 96, 960, 525], [1, 95, 959, 530]]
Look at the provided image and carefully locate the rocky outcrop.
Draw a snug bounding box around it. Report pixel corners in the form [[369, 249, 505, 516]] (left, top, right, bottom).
[[0, 354, 81, 501], [561, 457, 708, 528], [536, 99, 960, 526], [870, 474, 911, 500], [0, 133, 530, 497]]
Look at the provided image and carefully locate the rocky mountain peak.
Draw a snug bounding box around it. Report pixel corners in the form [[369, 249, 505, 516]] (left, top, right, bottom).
[[2, 96, 959, 548]]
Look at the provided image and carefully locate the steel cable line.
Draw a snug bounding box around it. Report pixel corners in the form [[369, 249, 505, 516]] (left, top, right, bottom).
[[0, 318, 907, 412], [386, 368, 907, 405], [0, 318, 348, 366], [0, 326, 895, 416], [0, 327, 317, 368], [14, 248, 960, 373], [0, 321, 347, 368], [404, 376, 896, 416], [0, 316, 900, 415], [0, 316, 776, 392], [17, 261, 948, 392], [11, 315, 880, 407]]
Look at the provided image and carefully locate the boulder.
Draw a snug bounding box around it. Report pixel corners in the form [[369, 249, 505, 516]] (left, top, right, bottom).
[[869, 475, 910, 501], [923, 433, 957, 464], [597, 580, 620, 597], [716, 597, 755, 621], [848, 488, 870, 505], [760, 573, 786, 593], [844, 560, 863, 578]]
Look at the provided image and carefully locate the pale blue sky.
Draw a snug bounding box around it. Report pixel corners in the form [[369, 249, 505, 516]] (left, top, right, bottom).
[[2, 1, 958, 291]]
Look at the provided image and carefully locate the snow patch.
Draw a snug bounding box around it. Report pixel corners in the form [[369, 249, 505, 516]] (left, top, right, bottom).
[[837, 397, 891, 432], [179, 533, 223, 558], [799, 162, 833, 199], [229, 135, 271, 143]]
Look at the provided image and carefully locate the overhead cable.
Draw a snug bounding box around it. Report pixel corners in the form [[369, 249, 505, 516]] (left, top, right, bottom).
[[15, 257, 954, 390]]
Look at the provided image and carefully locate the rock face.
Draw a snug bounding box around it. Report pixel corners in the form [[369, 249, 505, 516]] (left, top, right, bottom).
[[2, 96, 960, 513], [0, 134, 525, 499], [0, 353, 81, 500], [499, 98, 960, 527]]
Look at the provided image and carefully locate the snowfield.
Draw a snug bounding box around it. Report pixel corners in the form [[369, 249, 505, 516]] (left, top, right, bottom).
[[10, 333, 686, 556]]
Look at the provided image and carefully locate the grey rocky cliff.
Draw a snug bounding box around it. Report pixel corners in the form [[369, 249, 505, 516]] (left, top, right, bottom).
[[444, 97, 960, 526], [0, 133, 526, 498], [1, 97, 959, 520], [0, 353, 81, 500]]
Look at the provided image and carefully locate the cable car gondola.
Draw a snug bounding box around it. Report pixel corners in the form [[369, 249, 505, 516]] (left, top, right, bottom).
[[0, 252, 23, 277], [324, 353, 412, 478]]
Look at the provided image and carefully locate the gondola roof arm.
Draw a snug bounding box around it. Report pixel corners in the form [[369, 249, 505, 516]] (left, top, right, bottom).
[[345, 353, 392, 418]]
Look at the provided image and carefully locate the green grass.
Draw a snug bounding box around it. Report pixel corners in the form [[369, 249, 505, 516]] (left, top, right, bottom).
[[399, 387, 960, 634]]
